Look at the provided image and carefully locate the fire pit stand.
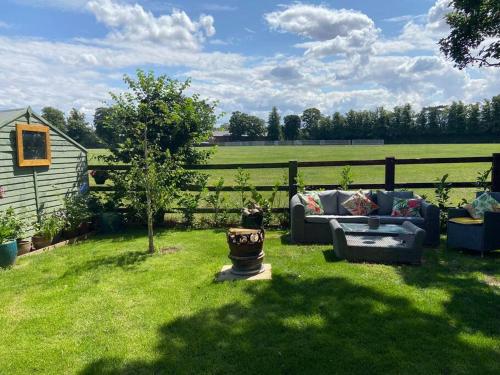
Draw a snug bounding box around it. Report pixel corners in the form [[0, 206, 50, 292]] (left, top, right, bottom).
[[227, 228, 265, 275]]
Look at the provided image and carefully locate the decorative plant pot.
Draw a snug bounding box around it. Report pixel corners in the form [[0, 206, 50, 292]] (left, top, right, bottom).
[[16, 238, 31, 255], [0, 240, 18, 268], [227, 228, 265, 275], [32, 235, 52, 250]]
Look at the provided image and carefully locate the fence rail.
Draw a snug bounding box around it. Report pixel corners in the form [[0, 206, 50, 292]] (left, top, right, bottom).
[[89, 153, 500, 213]]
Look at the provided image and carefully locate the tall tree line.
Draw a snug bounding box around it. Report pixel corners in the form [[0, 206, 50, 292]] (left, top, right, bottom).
[[228, 94, 500, 142]]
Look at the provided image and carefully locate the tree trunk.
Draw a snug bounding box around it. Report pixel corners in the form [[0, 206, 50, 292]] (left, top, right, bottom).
[[144, 125, 155, 254]]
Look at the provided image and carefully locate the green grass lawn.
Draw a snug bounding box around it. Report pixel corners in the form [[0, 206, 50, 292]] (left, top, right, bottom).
[[1, 230, 499, 374], [88, 144, 500, 205]]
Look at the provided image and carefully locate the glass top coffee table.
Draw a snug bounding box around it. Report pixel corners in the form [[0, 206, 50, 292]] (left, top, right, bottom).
[[331, 220, 426, 264], [339, 223, 414, 236]]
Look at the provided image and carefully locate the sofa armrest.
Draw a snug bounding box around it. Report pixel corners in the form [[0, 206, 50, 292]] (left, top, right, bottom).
[[420, 200, 439, 219], [483, 211, 500, 250], [420, 200, 440, 246], [290, 195, 305, 243], [448, 207, 469, 219]]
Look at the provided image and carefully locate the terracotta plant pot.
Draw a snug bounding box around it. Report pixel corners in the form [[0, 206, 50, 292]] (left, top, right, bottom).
[[0, 240, 18, 268], [16, 238, 32, 255], [32, 235, 52, 250]]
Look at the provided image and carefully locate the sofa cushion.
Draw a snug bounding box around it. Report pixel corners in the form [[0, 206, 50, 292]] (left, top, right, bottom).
[[377, 190, 414, 215], [317, 190, 338, 215], [465, 192, 500, 219], [298, 192, 324, 215], [338, 190, 372, 215], [391, 197, 422, 217], [341, 191, 378, 216]]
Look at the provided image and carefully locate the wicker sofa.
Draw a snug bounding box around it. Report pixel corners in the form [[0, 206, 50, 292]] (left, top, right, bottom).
[[290, 190, 440, 247]]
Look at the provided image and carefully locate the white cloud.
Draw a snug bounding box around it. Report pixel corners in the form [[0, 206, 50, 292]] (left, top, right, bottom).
[[87, 0, 215, 49], [376, 0, 452, 53], [0, 0, 498, 124], [264, 4, 378, 58]]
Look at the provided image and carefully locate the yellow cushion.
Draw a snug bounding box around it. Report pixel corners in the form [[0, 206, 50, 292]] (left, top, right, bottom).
[[449, 217, 484, 225]]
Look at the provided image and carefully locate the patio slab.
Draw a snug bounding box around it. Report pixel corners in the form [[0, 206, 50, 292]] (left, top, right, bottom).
[[216, 264, 272, 282]]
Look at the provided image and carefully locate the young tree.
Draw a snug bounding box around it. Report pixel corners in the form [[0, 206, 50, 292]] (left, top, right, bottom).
[[283, 114, 301, 140], [66, 109, 102, 147], [439, 0, 500, 68], [267, 106, 282, 140], [41, 107, 67, 132], [104, 70, 216, 253]]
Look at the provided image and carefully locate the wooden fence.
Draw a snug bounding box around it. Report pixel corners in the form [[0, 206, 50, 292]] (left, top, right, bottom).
[[89, 153, 500, 213]]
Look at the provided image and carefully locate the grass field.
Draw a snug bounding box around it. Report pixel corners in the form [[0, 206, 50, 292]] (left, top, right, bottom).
[[1, 230, 499, 374], [89, 144, 499, 205]]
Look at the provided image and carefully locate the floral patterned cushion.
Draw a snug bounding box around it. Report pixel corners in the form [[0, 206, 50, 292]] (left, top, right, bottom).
[[340, 190, 378, 216], [298, 192, 324, 215], [464, 192, 500, 219], [391, 197, 422, 217]]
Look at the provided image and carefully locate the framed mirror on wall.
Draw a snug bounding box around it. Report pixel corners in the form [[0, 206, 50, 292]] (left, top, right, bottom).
[[16, 123, 51, 167]]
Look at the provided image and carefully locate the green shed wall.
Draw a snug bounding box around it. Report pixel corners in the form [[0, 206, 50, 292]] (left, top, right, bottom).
[[0, 114, 88, 236]]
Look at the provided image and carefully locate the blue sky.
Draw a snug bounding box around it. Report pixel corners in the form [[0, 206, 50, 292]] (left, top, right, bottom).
[[0, 0, 498, 122]]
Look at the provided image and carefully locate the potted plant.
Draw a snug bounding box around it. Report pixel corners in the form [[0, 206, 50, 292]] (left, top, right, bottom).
[[0, 208, 19, 268], [90, 170, 109, 185], [32, 212, 64, 250], [12, 215, 32, 255]]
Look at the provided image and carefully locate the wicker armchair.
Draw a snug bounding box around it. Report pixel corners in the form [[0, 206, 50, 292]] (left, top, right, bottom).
[[447, 192, 500, 256]]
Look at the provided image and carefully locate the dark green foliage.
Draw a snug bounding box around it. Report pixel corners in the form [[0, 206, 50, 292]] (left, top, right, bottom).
[[273, 94, 500, 141], [63, 193, 91, 232], [66, 108, 102, 148], [283, 114, 300, 140], [228, 111, 266, 140], [267, 106, 282, 140], [94, 107, 116, 147], [41, 106, 67, 132], [301, 107, 322, 139], [439, 0, 500, 68]]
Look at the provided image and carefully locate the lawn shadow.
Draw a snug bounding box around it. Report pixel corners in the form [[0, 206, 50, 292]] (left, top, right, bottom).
[[279, 233, 292, 245], [60, 250, 151, 278], [322, 249, 342, 263], [398, 245, 500, 338], [79, 274, 499, 374]]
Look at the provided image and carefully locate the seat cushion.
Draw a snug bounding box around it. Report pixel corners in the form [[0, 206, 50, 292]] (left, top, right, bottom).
[[317, 190, 338, 215], [379, 216, 425, 226], [305, 215, 368, 224], [305, 214, 424, 227], [377, 190, 414, 215]]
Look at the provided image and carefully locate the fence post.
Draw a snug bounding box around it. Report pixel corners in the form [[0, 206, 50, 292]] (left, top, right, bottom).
[[289, 160, 298, 201], [385, 157, 396, 191], [492, 153, 500, 192]]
